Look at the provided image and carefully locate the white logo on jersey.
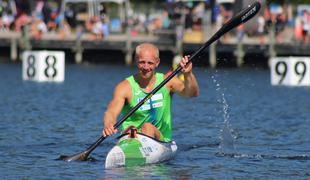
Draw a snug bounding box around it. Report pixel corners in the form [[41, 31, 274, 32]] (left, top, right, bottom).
[[139, 93, 163, 111]]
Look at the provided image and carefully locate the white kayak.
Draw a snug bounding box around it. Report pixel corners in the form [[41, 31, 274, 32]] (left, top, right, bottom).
[[105, 131, 177, 169]]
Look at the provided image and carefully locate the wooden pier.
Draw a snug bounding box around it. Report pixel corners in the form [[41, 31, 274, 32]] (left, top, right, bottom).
[[1, 30, 310, 67]]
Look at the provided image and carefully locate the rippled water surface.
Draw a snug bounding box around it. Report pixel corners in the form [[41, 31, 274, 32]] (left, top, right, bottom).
[[0, 62, 309, 179]]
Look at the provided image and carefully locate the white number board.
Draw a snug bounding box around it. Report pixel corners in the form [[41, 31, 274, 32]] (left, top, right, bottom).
[[22, 50, 65, 82], [271, 57, 310, 86]]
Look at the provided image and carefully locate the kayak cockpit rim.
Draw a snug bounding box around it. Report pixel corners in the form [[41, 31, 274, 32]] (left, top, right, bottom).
[[116, 132, 173, 144]]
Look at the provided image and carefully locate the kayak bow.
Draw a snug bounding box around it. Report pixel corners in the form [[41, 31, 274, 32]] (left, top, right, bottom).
[[105, 132, 177, 169]]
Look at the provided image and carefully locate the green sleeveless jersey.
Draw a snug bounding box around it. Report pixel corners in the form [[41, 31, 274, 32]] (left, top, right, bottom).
[[121, 73, 172, 142]]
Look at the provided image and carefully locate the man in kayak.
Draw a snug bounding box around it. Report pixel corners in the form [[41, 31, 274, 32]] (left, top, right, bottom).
[[102, 43, 199, 142]]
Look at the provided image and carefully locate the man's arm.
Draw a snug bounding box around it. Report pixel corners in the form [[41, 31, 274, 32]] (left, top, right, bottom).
[[102, 80, 130, 137], [167, 56, 199, 97]]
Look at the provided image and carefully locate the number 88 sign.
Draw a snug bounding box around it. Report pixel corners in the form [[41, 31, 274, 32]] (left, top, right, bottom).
[[271, 57, 310, 86], [22, 51, 65, 82]]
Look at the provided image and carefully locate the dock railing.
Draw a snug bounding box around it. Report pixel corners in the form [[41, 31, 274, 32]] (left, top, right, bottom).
[[0, 23, 309, 67]]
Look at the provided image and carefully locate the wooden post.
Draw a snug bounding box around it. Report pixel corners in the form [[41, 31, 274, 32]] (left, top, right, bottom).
[[235, 25, 245, 67], [173, 25, 183, 70], [208, 0, 217, 68], [74, 37, 83, 64], [125, 0, 132, 65], [19, 24, 31, 61], [174, 4, 185, 62], [209, 22, 216, 68], [209, 43, 216, 68], [268, 22, 277, 67], [23, 25, 31, 51], [175, 25, 183, 56], [10, 38, 17, 61], [74, 27, 84, 64], [202, 4, 210, 42], [75, 47, 83, 64], [125, 26, 132, 65], [236, 40, 244, 67]]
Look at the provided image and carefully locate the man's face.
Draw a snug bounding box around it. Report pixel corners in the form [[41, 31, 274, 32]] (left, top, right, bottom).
[[136, 50, 159, 79]]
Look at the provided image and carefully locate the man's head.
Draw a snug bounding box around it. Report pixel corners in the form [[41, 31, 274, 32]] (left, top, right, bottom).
[[135, 43, 160, 79], [135, 43, 159, 61]]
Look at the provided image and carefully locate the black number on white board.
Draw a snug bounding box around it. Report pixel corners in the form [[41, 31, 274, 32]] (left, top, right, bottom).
[[44, 55, 57, 78], [26, 55, 36, 78], [275, 61, 287, 84], [295, 61, 306, 84]]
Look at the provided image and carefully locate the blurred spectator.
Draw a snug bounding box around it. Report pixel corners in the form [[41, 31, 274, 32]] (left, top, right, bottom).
[[29, 15, 47, 40], [102, 17, 109, 38], [34, 0, 44, 18], [275, 14, 287, 43], [85, 16, 92, 33], [145, 9, 171, 33], [191, 2, 204, 31], [93, 16, 103, 39], [215, 7, 223, 31], [257, 15, 265, 45], [0, 0, 308, 46], [14, 0, 31, 32], [110, 18, 122, 33], [0, 18, 3, 31], [192, 16, 202, 31], [14, 11, 30, 32], [64, 4, 76, 29], [148, 18, 162, 34], [58, 19, 71, 40], [286, 4, 294, 34], [85, 16, 104, 40], [42, 1, 51, 25], [47, 11, 58, 32], [161, 10, 171, 29], [75, 24, 84, 40], [217, 4, 233, 42], [237, 24, 244, 41], [184, 7, 193, 31], [1, 10, 14, 31], [301, 11, 310, 45]]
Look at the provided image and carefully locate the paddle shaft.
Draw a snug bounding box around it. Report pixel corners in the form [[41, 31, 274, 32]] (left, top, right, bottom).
[[65, 1, 261, 161]]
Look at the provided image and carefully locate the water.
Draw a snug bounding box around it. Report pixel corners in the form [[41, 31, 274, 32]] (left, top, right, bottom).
[[0, 62, 309, 179]]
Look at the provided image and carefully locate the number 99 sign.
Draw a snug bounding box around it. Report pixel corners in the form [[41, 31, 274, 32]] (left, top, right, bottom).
[[271, 57, 310, 86]]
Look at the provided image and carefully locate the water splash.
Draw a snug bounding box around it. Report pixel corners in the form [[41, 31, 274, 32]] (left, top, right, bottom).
[[211, 71, 310, 162], [211, 73, 236, 154]]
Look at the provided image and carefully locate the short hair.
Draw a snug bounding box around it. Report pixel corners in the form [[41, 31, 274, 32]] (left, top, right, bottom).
[[135, 43, 159, 60]]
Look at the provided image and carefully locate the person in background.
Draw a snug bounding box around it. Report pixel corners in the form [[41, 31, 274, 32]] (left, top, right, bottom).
[[257, 14, 266, 45], [102, 43, 199, 142], [302, 11, 310, 45]]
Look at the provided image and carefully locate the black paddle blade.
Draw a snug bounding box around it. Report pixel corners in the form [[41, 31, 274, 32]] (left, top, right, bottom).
[[58, 151, 89, 162], [59, 136, 106, 162]]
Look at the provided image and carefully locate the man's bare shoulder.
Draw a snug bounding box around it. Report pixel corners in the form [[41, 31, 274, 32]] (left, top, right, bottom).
[[116, 79, 130, 89], [114, 79, 131, 97]]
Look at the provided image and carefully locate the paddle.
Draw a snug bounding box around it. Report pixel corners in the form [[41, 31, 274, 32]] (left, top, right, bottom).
[[59, 1, 261, 162]]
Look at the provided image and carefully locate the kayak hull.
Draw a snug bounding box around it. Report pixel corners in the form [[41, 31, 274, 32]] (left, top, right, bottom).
[[105, 133, 177, 169]]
